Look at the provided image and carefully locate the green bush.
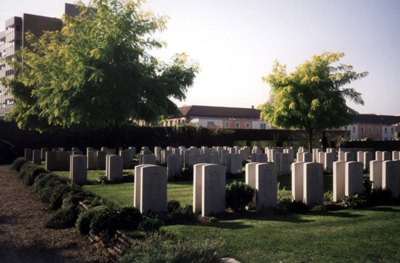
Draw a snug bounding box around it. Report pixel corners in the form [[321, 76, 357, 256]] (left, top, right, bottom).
[[45, 205, 78, 229], [62, 188, 98, 209], [119, 234, 222, 263], [19, 162, 35, 179], [21, 165, 48, 186], [167, 200, 181, 213], [138, 214, 164, 232], [90, 207, 119, 240], [341, 194, 367, 209], [35, 174, 69, 204], [226, 181, 255, 211], [166, 204, 195, 225], [76, 205, 108, 235], [366, 188, 395, 206], [118, 207, 142, 230], [49, 184, 71, 210], [10, 157, 29, 171]]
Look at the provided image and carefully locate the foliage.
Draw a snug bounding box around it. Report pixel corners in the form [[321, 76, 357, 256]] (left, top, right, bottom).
[[165, 201, 195, 225], [76, 205, 108, 235], [119, 234, 222, 263], [2, 0, 198, 131], [49, 183, 71, 210], [259, 52, 368, 150], [10, 157, 29, 171], [324, 191, 333, 202], [90, 207, 120, 240], [167, 200, 181, 213], [20, 164, 48, 186], [117, 207, 142, 230], [366, 188, 396, 206], [225, 181, 255, 211], [341, 194, 368, 209], [138, 214, 164, 232], [45, 205, 78, 229]]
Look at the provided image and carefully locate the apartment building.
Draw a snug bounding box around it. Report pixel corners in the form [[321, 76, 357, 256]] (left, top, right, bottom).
[[0, 4, 78, 117], [345, 114, 400, 141], [161, 105, 271, 129]]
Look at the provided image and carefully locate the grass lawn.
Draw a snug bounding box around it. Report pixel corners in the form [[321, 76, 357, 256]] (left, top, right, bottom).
[[54, 169, 400, 262]]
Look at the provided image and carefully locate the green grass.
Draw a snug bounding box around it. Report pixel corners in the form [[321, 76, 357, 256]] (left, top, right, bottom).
[[53, 169, 400, 262]]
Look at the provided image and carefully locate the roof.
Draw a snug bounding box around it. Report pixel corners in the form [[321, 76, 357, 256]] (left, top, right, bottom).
[[353, 114, 400, 125], [179, 105, 261, 119]]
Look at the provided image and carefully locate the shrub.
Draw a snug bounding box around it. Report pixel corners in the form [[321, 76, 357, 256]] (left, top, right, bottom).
[[19, 162, 35, 179], [138, 214, 164, 232], [119, 234, 222, 263], [226, 181, 255, 211], [36, 174, 69, 204], [324, 191, 333, 202], [45, 205, 78, 229], [167, 200, 181, 213], [49, 184, 71, 210], [22, 166, 48, 186], [62, 188, 98, 209], [172, 166, 192, 181], [90, 207, 119, 240], [341, 194, 367, 209], [76, 205, 108, 235], [366, 188, 395, 206], [118, 207, 142, 230], [10, 157, 29, 171]]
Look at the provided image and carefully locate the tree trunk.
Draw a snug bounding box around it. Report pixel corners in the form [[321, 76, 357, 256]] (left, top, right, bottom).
[[308, 129, 313, 152]]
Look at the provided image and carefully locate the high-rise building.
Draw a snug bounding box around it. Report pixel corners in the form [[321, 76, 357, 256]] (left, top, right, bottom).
[[0, 3, 78, 117]]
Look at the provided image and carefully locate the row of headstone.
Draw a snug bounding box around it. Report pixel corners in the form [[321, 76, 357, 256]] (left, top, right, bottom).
[[291, 162, 324, 206]]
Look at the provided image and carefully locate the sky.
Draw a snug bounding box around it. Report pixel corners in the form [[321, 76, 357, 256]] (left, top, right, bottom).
[[1, 0, 400, 115]]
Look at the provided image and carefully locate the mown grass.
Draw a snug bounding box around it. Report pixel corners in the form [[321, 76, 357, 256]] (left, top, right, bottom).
[[54, 169, 400, 262]]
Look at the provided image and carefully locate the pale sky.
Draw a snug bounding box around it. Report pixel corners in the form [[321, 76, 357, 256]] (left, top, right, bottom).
[[1, 0, 400, 115]]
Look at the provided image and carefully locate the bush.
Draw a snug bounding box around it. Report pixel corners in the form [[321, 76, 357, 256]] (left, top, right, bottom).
[[49, 184, 71, 210], [10, 157, 29, 171], [118, 207, 142, 230], [341, 194, 367, 209], [166, 204, 195, 225], [19, 162, 35, 179], [119, 234, 222, 263], [90, 207, 119, 240], [167, 200, 181, 213], [226, 181, 255, 211], [35, 174, 69, 204], [76, 205, 108, 235], [366, 188, 395, 206], [62, 188, 99, 209], [21, 165, 48, 186], [138, 214, 164, 232], [45, 205, 78, 229]]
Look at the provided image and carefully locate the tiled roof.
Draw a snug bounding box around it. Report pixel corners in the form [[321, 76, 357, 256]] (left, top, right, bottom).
[[179, 105, 261, 119], [353, 114, 400, 125]]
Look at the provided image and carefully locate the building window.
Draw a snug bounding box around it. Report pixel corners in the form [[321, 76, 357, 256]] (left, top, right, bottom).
[[260, 123, 266, 129], [235, 122, 240, 129], [352, 126, 355, 133], [246, 123, 250, 128], [391, 128, 394, 133], [384, 127, 387, 134], [207, 121, 215, 128]]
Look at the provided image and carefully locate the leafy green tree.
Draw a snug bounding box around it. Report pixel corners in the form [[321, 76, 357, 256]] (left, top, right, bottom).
[[259, 52, 367, 150], [1, 0, 198, 131]]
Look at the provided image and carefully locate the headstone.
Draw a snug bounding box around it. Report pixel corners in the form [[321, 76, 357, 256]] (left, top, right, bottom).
[[154, 146, 162, 162], [382, 151, 391, 161], [193, 163, 226, 216], [382, 160, 400, 198], [24, 148, 33, 161], [375, 151, 383, 161], [303, 162, 323, 206], [45, 151, 57, 170], [324, 152, 334, 172], [370, 160, 383, 189], [97, 151, 107, 170], [40, 148, 48, 161], [302, 152, 312, 162], [392, 151, 399, 161], [254, 163, 277, 209], [106, 155, 123, 182], [296, 152, 304, 162], [32, 150, 41, 165], [363, 152, 372, 171], [345, 161, 364, 196], [87, 150, 98, 170], [318, 152, 325, 166], [333, 161, 346, 202], [134, 165, 167, 213], [279, 153, 291, 175], [140, 154, 156, 165], [312, 148, 320, 163], [167, 154, 182, 179], [70, 155, 87, 185], [226, 154, 243, 174], [291, 162, 305, 201]]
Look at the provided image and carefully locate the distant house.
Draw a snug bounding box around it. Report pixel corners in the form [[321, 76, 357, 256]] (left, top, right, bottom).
[[344, 114, 400, 141], [161, 105, 270, 129]]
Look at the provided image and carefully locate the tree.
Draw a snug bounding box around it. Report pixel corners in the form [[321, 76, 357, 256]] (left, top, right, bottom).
[[1, 0, 198, 131], [259, 52, 368, 151]]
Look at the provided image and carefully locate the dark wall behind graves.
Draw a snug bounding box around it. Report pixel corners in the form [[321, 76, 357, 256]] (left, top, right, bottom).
[[0, 120, 349, 164]]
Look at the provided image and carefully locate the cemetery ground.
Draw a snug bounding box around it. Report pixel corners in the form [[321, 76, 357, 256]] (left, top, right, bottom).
[[53, 169, 400, 263], [0, 165, 107, 263]]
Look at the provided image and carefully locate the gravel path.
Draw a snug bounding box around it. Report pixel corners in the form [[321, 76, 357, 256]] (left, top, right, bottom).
[[0, 165, 108, 263]]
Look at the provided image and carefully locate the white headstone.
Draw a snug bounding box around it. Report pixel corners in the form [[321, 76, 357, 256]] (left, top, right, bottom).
[[303, 162, 323, 206], [345, 161, 364, 196]]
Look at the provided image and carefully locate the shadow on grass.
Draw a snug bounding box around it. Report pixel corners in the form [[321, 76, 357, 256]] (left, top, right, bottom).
[[309, 210, 364, 219], [360, 206, 400, 213]]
